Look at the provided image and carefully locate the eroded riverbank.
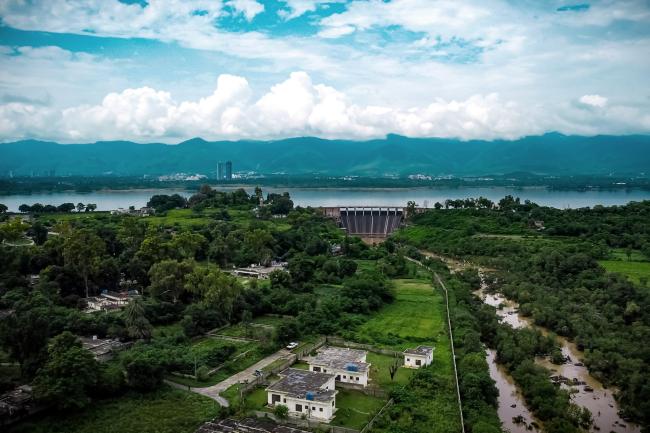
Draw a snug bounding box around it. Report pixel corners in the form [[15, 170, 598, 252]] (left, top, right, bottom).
[[475, 283, 640, 433]]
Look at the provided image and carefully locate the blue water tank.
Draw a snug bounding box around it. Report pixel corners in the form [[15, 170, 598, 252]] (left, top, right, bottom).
[[345, 363, 359, 372], [306, 391, 314, 401]]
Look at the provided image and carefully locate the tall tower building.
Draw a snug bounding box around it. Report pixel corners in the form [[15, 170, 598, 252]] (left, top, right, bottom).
[[217, 162, 225, 180], [225, 161, 232, 180]]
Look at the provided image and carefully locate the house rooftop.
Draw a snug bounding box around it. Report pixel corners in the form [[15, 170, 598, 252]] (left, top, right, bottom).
[[309, 346, 369, 372], [266, 368, 336, 402], [196, 418, 311, 433], [404, 346, 434, 356], [79, 336, 124, 357]]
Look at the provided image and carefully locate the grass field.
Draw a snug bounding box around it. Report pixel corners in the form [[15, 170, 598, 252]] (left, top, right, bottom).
[[367, 352, 414, 388], [599, 259, 650, 285], [9, 387, 219, 433], [350, 277, 460, 433], [332, 388, 385, 430], [353, 279, 445, 350]]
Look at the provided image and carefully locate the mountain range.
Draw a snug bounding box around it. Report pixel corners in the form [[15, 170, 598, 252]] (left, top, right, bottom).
[[1, 133, 649, 177]]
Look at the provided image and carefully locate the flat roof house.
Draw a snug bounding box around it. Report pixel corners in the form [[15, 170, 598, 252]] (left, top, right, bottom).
[[80, 336, 125, 362], [404, 346, 434, 368], [307, 347, 371, 387], [266, 368, 337, 422]]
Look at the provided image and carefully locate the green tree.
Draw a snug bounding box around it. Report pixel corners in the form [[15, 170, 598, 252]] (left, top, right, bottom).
[[76, 202, 85, 212], [0, 203, 7, 213], [33, 332, 98, 410], [0, 217, 28, 242], [170, 231, 207, 260], [148, 259, 195, 303], [29, 221, 48, 245], [63, 228, 106, 298], [185, 266, 242, 320], [123, 298, 153, 340]]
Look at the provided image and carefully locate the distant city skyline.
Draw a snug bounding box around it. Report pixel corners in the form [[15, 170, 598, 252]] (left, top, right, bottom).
[[0, 0, 649, 143]]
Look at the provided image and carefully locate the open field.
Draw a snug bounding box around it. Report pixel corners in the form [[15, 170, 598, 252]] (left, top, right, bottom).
[[367, 352, 413, 388], [599, 259, 650, 285], [8, 387, 219, 433], [353, 279, 445, 349], [350, 277, 461, 433], [331, 389, 385, 430]]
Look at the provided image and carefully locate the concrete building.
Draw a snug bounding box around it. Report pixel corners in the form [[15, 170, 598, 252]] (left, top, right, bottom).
[[307, 347, 370, 387], [217, 161, 233, 180], [79, 336, 126, 362], [225, 161, 232, 180], [231, 262, 287, 280], [403, 346, 434, 368], [266, 368, 337, 422]]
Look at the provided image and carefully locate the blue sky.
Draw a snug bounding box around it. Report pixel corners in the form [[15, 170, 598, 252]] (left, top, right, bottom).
[[0, 0, 649, 142]]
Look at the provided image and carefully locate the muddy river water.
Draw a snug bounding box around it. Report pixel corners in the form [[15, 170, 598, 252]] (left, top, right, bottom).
[[475, 282, 641, 433]]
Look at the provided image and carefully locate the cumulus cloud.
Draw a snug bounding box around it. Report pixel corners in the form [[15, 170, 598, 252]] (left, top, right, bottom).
[[228, 0, 265, 21], [0, 71, 562, 142], [579, 94, 608, 108]]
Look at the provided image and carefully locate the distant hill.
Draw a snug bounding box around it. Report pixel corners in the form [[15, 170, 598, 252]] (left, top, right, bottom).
[[1, 133, 648, 177]]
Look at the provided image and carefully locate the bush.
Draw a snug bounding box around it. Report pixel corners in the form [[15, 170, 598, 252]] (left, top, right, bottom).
[[196, 365, 210, 382], [274, 404, 289, 419]]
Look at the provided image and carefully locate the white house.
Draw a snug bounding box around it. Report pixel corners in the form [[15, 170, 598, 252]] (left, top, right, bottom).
[[404, 346, 434, 368], [266, 368, 337, 422], [307, 347, 370, 387]]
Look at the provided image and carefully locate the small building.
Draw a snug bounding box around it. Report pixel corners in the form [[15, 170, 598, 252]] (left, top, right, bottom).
[[403, 346, 434, 368], [0, 385, 37, 425], [266, 368, 337, 422], [84, 290, 138, 313], [80, 336, 126, 362], [232, 262, 287, 280], [307, 347, 370, 387]]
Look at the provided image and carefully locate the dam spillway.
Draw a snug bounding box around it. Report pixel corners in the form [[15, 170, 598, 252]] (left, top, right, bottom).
[[321, 206, 404, 240]]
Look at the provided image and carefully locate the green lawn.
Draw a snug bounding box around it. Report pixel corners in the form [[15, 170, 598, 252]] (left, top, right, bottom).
[[9, 387, 219, 433], [349, 277, 460, 433], [355, 259, 378, 273], [599, 259, 650, 285], [367, 352, 413, 389], [332, 388, 385, 430], [353, 279, 445, 349]]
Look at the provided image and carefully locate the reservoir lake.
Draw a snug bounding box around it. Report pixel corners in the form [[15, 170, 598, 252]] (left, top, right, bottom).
[[1, 186, 649, 212]]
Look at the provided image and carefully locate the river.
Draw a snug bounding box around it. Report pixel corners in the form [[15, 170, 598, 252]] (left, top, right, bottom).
[[424, 251, 641, 433], [475, 281, 641, 433], [1, 186, 649, 212]]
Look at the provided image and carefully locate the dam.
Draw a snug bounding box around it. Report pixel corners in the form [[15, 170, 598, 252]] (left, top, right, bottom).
[[321, 206, 405, 243]]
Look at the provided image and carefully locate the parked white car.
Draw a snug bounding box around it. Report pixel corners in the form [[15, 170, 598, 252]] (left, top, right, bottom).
[[286, 342, 299, 350]]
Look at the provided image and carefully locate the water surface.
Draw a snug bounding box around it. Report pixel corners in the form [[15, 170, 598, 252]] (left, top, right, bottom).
[[1, 186, 648, 212]]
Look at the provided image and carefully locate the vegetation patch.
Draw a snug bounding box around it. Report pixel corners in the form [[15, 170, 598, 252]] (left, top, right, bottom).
[[331, 388, 385, 430], [8, 387, 219, 433]]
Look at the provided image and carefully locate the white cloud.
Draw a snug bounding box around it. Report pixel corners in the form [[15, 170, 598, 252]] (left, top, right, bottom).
[[0, 1, 649, 141], [228, 0, 264, 21], [2, 71, 647, 143], [580, 94, 608, 108]]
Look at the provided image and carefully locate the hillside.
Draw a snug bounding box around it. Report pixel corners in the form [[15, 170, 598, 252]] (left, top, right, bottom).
[[1, 133, 649, 177]]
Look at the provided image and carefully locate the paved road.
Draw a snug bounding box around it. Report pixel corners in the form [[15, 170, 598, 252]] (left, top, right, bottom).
[[178, 348, 294, 406]]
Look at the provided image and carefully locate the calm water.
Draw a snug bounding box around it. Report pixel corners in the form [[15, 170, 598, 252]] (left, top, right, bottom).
[[1, 186, 649, 212]]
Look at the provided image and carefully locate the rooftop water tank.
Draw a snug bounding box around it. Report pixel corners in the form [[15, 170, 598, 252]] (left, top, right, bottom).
[[306, 391, 314, 401], [345, 363, 359, 372]]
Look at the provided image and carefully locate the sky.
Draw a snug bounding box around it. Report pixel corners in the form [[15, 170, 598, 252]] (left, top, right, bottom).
[[0, 0, 649, 143]]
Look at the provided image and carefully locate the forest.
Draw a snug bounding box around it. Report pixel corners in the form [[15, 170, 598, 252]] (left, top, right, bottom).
[[1, 185, 485, 433], [396, 198, 650, 430]]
